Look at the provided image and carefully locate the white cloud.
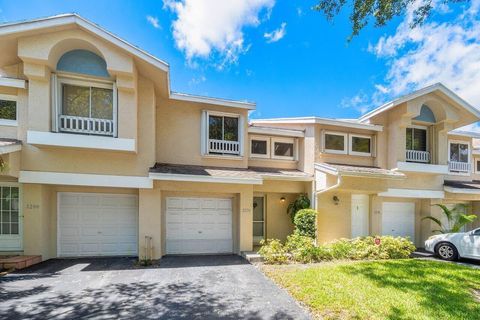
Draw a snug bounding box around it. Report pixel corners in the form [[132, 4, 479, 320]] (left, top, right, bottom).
[[163, 0, 275, 67], [188, 75, 206, 86], [340, 92, 370, 114], [146, 15, 161, 29], [296, 7, 304, 17], [264, 22, 287, 43]]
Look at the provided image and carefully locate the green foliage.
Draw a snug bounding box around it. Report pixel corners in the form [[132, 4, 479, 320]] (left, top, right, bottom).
[[293, 209, 317, 238], [287, 194, 310, 223], [258, 239, 288, 264], [313, 0, 466, 40], [259, 235, 416, 264], [422, 204, 477, 234]]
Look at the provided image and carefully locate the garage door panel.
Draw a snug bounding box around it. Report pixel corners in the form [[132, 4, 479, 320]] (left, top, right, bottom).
[[382, 202, 415, 241], [58, 193, 138, 257], [166, 197, 233, 254]]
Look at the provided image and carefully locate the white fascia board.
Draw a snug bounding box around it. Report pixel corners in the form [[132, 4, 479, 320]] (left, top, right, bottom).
[[339, 172, 405, 180], [149, 172, 263, 185], [378, 188, 445, 199], [395, 161, 450, 175], [19, 171, 153, 188], [448, 130, 480, 139], [251, 117, 383, 132], [0, 144, 21, 155], [0, 77, 26, 89], [170, 92, 256, 110], [27, 131, 136, 152], [260, 174, 313, 181], [248, 126, 305, 137], [314, 163, 339, 176], [444, 186, 480, 194], [0, 14, 170, 72]]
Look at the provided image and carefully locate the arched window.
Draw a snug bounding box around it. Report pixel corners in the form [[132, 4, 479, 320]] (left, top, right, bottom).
[[413, 105, 436, 123], [57, 50, 110, 78]]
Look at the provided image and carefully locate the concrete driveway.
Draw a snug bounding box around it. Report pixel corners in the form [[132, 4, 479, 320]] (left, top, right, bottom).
[[0, 255, 310, 320]]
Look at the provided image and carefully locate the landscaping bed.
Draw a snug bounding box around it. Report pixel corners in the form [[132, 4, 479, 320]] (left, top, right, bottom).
[[262, 259, 480, 320]]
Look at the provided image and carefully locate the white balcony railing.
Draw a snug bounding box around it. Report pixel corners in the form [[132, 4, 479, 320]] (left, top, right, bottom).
[[406, 150, 430, 163], [208, 139, 240, 155], [59, 115, 115, 136], [448, 161, 471, 173]]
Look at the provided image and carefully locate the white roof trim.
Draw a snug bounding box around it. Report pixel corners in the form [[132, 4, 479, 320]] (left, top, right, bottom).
[[251, 117, 383, 132], [315, 162, 405, 180], [0, 77, 26, 89], [359, 83, 480, 122], [444, 186, 480, 194], [149, 172, 263, 185], [260, 174, 313, 181], [170, 92, 255, 110], [379, 188, 445, 199], [448, 130, 480, 139], [0, 143, 21, 155], [0, 14, 169, 72], [19, 171, 153, 188], [248, 126, 305, 137]]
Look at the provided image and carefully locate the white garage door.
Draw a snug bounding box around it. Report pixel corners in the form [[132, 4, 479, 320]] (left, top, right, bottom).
[[382, 202, 415, 241], [166, 197, 233, 254], [58, 193, 138, 257]]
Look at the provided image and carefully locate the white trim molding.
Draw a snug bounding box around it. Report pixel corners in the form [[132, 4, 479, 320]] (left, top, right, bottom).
[[27, 130, 136, 152], [323, 131, 348, 155], [251, 117, 383, 131], [248, 126, 305, 137], [378, 188, 445, 199], [149, 172, 263, 185], [0, 143, 21, 155], [171, 92, 255, 110], [444, 186, 480, 195], [349, 133, 372, 157], [19, 171, 153, 188], [395, 161, 449, 175], [0, 77, 26, 89]]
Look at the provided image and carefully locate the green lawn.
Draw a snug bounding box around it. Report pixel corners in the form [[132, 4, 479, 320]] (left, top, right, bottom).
[[262, 259, 480, 320]]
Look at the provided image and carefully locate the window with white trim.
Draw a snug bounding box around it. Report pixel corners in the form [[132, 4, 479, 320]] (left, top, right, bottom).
[[476, 159, 480, 174], [250, 136, 270, 158], [203, 111, 242, 156], [449, 141, 470, 173], [0, 186, 19, 235], [0, 94, 17, 126], [272, 137, 295, 160], [53, 75, 117, 137], [324, 132, 347, 154], [349, 134, 371, 156]]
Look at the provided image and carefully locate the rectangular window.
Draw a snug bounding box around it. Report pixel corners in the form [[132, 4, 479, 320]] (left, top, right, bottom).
[[272, 137, 295, 160], [406, 127, 427, 151], [324, 132, 347, 154], [450, 142, 469, 163], [62, 84, 113, 120], [476, 160, 480, 173], [206, 112, 240, 156], [0, 100, 17, 121], [250, 137, 270, 158], [349, 135, 372, 156], [0, 186, 19, 235]]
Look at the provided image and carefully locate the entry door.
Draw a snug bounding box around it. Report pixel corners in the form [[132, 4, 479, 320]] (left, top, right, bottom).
[[253, 197, 265, 245], [382, 202, 415, 241], [166, 197, 233, 254], [0, 185, 22, 251], [351, 194, 369, 238]]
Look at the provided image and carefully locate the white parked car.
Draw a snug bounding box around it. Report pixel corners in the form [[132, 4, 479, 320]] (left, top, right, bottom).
[[425, 228, 480, 261]]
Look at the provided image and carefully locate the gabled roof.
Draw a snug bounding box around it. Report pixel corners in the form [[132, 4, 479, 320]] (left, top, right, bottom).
[[0, 14, 256, 110], [358, 83, 480, 123]]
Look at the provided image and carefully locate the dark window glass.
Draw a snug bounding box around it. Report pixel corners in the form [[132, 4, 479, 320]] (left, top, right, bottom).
[[223, 117, 238, 141], [0, 100, 16, 120], [351, 136, 371, 153], [0, 186, 19, 235], [62, 84, 113, 119], [450, 143, 468, 163], [325, 134, 345, 151], [208, 115, 223, 140], [274, 142, 294, 157], [406, 128, 427, 151], [251, 140, 267, 155], [91, 87, 113, 119], [477, 161, 480, 173]]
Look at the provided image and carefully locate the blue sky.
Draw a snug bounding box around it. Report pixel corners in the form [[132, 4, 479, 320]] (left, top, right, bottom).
[[0, 0, 479, 122]]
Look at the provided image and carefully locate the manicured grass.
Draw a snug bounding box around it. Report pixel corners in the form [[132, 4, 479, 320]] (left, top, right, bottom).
[[262, 259, 480, 320]]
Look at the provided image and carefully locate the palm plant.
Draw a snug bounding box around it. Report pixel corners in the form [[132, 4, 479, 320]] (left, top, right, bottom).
[[422, 204, 477, 234], [287, 194, 310, 223]]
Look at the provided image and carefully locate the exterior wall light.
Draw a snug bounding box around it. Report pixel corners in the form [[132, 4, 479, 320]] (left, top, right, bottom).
[[333, 195, 340, 205], [280, 197, 286, 203]]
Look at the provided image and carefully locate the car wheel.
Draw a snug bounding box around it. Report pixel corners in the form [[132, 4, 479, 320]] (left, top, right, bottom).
[[435, 242, 458, 261]]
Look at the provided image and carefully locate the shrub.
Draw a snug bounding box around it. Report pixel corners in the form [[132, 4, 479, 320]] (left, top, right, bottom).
[[293, 209, 317, 238], [258, 239, 288, 264], [326, 238, 356, 259], [287, 194, 311, 223], [285, 234, 317, 263]]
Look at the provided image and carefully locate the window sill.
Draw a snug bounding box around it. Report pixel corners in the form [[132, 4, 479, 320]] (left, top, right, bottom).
[[27, 130, 136, 152], [0, 120, 18, 127], [249, 156, 298, 162], [202, 154, 244, 161]]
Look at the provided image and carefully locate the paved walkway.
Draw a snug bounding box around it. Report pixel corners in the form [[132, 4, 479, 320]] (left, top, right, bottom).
[[0, 255, 310, 320]]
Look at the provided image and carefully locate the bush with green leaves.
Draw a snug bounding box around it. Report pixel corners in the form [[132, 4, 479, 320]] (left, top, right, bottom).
[[293, 209, 317, 238], [258, 239, 288, 264], [258, 235, 416, 264], [287, 194, 310, 223]]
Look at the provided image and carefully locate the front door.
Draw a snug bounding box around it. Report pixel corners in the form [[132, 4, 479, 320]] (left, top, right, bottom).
[[351, 194, 369, 238], [0, 185, 22, 252], [253, 197, 265, 245]]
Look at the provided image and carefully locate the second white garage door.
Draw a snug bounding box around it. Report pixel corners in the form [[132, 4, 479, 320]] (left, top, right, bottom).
[[166, 197, 233, 254], [58, 193, 138, 257], [382, 202, 415, 241]]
